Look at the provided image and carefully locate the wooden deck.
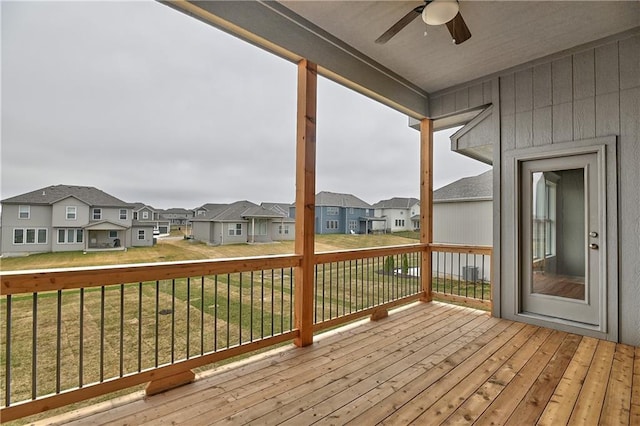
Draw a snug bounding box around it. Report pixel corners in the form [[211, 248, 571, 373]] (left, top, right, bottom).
[[38, 302, 640, 425]]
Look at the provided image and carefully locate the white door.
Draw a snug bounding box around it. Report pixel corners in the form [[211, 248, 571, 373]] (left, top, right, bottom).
[[520, 153, 602, 326]]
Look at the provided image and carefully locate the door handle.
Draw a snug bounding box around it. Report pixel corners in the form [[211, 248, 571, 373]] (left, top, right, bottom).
[[589, 243, 599, 250]]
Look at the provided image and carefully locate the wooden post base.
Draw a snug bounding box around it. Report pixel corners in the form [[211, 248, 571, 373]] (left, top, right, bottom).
[[145, 370, 195, 396], [370, 309, 389, 321]]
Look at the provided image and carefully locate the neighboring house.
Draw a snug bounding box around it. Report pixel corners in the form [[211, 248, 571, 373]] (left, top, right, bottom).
[[372, 197, 420, 233], [291, 191, 377, 235], [131, 203, 171, 235], [0, 185, 154, 255], [160, 208, 193, 226], [433, 170, 492, 245], [432, 170, 493, 281], [191, 200, 294, 245], [193, 203, 227, 218]]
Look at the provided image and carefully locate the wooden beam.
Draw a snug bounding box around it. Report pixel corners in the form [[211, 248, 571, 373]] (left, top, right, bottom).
[[294, 59, 317, 347], [420, 118, 434, 302]]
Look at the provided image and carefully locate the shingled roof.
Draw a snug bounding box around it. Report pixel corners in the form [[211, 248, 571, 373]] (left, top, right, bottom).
[[372, 197, 419, 209], [191, 201, 289, 222], [433, 170, 493, 203], [316, 191, 371, 208], [1, 185, 132, 207]]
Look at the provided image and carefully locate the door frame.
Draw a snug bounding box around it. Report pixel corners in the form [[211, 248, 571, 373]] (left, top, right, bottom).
[[502, 136, 618, 341]]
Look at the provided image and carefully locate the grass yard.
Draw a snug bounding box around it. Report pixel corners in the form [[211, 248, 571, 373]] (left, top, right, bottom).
[[0, 233, 419, 271]]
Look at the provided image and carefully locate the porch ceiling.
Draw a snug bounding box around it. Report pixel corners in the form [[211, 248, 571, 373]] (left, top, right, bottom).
[[173, 1, 639, 117], [279, 1, 639, 94]]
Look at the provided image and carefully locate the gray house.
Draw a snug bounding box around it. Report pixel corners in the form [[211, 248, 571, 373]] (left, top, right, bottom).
[[191, 200, 294, 245], [433, 170, 493, 246], [131, 203, 172, 236], [160, 208, 193, 226], [0, 185, 154, 255], [372, 197, 420, 233]]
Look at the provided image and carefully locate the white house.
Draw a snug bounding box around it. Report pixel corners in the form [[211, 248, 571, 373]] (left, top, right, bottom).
[[372, 197, 420, 232]]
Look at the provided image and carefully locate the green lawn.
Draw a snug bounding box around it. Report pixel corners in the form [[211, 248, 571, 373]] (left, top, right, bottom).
[[0, 233, 419, 271]]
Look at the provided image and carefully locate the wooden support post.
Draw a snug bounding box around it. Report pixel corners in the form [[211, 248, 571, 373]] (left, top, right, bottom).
[[420, 118, 434, 302], [294, 59, 317, 347], [145, 370, 195, 396]]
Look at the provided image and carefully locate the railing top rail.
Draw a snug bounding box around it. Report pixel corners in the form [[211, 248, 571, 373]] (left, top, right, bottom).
[[314, 243, 427, 263], [428, 243, 492, 256], [1, 254, 302, 295]]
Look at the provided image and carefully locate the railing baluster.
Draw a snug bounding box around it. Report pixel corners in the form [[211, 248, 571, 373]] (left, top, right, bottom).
[[100, 286, 105, 382], [200, 276, 205, 356], [239, 273, 243, 345], [261, 271, 265, 340], [79, 288, 84, 386], [186, 277, 190, 359], [154, 281, 159, 368], [250, 271, 254, 342], [271, 269, 275, 336], [5, 295, 12, 406], [31, 293, 36, 400], [171, 279, 175, 364], [119, 284, 124, 377], [137, 283, 142, 372]]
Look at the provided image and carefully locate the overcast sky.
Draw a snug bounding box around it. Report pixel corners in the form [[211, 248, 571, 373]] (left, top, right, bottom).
[[1, 1, 490, 210]]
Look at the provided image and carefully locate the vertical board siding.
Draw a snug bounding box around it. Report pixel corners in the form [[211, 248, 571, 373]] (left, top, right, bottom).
[[499, 32, 640, 345], [619, 35, 640, 90], [573, 49, 595, 100], [595, 42, 619, 95], [619, 86, 640, 345]]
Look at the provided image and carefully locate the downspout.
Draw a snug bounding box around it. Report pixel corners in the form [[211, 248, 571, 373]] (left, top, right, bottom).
[[251, 217, 255, 243]]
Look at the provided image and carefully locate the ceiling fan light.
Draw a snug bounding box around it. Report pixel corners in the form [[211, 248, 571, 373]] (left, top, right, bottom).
[[422, 0, 459, 26]]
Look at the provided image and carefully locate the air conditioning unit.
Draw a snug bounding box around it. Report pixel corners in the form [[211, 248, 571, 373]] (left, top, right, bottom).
[[463, 266, 479, 282]]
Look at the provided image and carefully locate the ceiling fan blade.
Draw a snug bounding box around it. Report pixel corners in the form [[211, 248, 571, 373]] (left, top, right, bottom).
[[375, 6, 423, 44], [445, 12, 471, 45]]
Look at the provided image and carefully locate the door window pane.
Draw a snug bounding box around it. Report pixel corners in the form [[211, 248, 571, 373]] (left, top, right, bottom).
[[531, 169, 585, 300]]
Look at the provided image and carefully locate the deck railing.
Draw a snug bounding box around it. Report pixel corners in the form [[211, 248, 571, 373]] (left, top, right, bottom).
[[0, 243, 491, 422], [430, 243, 493, 310]]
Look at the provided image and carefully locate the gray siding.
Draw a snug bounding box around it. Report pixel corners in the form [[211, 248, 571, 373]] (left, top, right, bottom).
[[0, 204, 53, 254], [52, 197, 89, 227], [430, 32, 639, 345], [433, 201, 492, 246]]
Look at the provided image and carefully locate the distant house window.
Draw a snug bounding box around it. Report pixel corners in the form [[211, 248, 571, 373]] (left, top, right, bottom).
[[349, 208, 355, 214], [326, 220, 338, 230], [119, 209, 127, 220], [14, 228, 47, 245], [19, 205, 30, 219], [13, 229, 24, 244], [395, 219, 405, 227], [93, 208, 102, 220], [133, 212, 138, 220], [326, 207, 339, 215], [142, 211, 149, 219], [57, 228, 82, 244], [67, 206, 77, 220], [278, 225, 290, 235], [349, 220, 357, 230], [138, 230, 145, 240], [228, 223, 242, 236], [109, 231, 118, 238]]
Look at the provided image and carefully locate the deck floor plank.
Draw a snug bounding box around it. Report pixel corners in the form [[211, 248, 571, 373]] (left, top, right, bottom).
[[537, 336, 599, 426], [600, 343, 635, 425], [238, 312, 494, 425], [464, 329, 568, 425], [34, 302, 639, 426], [439, 325, 555, 425], [568, 339, 617, 425]]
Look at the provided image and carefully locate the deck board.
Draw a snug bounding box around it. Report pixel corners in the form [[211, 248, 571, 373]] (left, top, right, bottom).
[[37, 302, 639, 426]]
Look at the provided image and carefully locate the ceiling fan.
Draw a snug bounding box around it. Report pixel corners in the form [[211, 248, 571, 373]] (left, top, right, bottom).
[[375, 0, 471, 45]]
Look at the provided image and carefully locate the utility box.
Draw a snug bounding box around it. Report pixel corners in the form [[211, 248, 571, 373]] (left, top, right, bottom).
[[463, 266, 479, 282]]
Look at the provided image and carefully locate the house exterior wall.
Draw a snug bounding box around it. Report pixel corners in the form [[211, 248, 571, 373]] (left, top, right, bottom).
[[0, 204, 53, 254], [374, 208, 414, 232], [432, 32, 639, 345], [270, 221, 294, 241], [52, 197, 90, 227], [192, 221, 212, 244], [433, 200, 492, 245], [131, 226, 154, 247]]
